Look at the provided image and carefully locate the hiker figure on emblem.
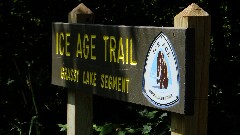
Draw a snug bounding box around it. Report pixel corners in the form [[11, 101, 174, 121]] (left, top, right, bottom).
[[157, 51, 168, 89]]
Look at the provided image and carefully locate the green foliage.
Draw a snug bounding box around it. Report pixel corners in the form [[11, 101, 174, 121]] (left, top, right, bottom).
[[93, 108, 170, 135], [138, 109, 158, 119], [57, 124, 67, 132], [10, 119, 24, 135]]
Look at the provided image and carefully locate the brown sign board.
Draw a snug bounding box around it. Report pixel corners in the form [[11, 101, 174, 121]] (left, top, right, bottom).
[[51, 22, 195, 115]]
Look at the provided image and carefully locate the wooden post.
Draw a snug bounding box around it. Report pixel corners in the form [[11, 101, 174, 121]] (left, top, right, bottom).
[[171, 3, 211, 135], [67, 3, 94, 135]]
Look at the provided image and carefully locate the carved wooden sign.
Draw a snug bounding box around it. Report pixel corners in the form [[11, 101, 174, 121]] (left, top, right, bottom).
[[51, 23, 195, 114]]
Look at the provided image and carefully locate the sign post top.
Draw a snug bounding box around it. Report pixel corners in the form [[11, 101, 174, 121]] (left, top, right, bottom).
[[176, 3, 209, 17], [68, 3, 94, 23]]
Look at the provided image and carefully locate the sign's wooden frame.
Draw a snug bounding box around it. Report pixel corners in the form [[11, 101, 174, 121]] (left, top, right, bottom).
[[51, 3, 210, 135]]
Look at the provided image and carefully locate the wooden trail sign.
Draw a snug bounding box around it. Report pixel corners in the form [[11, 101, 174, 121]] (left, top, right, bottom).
[[51, 23, 195, 114]]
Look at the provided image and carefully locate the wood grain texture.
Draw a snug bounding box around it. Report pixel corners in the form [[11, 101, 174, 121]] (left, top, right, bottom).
[[171, 3, 211, 135], [67, 3, 94, 135]]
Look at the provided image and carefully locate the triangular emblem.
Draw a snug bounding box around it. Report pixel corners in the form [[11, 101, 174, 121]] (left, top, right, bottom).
[[142, 32, 180, 108]]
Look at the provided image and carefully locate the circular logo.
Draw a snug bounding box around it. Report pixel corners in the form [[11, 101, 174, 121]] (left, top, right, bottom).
[[142, 32, 180, 108]]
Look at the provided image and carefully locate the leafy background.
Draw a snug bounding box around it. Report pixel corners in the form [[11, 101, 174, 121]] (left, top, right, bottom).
[[0, 0, 239, 134]]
